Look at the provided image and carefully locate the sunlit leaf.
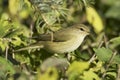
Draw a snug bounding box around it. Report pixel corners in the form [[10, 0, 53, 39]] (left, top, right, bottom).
[[86, 7, 104, 33], [106, 72, 116, 79], [11, 37, 24, 46], [80, 70, 100, 80], [9, 0, 31, 19], [67, 61, 89, 80], [0, 38, 9, 51], [38, 68, 58, 80], [9, 0, 19, 15], [0, 13, 11, 38]]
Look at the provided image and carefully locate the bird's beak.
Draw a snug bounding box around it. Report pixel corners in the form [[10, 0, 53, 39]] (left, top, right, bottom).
[[86, 31, 90, 35]]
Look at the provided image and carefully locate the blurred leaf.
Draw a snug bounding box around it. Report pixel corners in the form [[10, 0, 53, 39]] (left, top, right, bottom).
[[49, 24, 61, 32], [38, 68, 58, 80], [80, 70, 100, 80], [105, 5, 120, 20], [101, 0, 120, 6], [113, 55, 120, 64], [0, 57, 15, 79], [109, 37, 120, 49], [9, 0, 19, 15], [40, 57, 69, 72], [42, 12, 57, 25], [14, 52, 30, 65], [0, 14, 11, 38], [0, 38, 9, 51], [94, 47, 120, 64], [30, 0, 67, 25], [94, 47, 113, 62], [82, 0, 95, 6], [11, 37, 25, 46], [19, 0, 31, 19], [86, 7, 104, 33], [90, 61, 103, 72], [9, 0, 31, 19], [67, 61, 89, 80], [106, 72, 116, 79]]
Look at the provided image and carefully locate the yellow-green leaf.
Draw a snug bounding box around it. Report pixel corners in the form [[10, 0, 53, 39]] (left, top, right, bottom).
[[38, 68, 58, 80], [86, 7, 104, 33], [80, 70, 101, 80], [67, 61, 89, 80], [9, 0, 19, 15]]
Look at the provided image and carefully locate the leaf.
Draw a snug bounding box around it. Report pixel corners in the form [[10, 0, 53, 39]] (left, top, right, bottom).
[[42, 12, 57, 25], [80, 70, 101, 80], [102, 0, 120, 6], [9, 0, 19, 15], [105, 5, 120, 20], [106, 72, 116, 79], [94, 47, 113, 62], [40, 57, 69, 72], [0, 38, 9, 51], [38, 68, 58, 80], [86, 7, 104, 33], [113, 55, 120, 64], [9, 0, 31, 19], [109, 37, 120, 49], [11, 37, 25, 46], [67, 61, 89, 80], [0, 14, 11, 38], [94, 47, 120, 64], [0, 57, 15, 78]]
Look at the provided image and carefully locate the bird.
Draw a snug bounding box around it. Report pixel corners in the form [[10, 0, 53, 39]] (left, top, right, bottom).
[[15, 24, 90, 54]]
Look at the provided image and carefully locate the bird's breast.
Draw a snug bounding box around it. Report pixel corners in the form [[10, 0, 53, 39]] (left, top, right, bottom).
[[43, 35, 85, 53]]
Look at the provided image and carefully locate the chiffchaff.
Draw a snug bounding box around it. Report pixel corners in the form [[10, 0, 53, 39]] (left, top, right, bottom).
[[15, 24, 90, 53]]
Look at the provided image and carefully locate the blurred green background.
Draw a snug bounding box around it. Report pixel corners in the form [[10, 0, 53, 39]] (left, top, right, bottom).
[[0, 0, 120, 80]]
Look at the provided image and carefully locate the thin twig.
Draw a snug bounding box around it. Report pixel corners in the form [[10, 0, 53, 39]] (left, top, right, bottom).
[[117, 64, 120, 80], [89, 41, 104, 63], [103, 34, 108, 48], [102, 51, 117, 79], [5, 46, 9, 60]]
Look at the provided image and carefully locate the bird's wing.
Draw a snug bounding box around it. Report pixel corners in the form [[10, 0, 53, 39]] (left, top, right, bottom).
[[32, 34, 52, 41], [32, 33, 72, 42]]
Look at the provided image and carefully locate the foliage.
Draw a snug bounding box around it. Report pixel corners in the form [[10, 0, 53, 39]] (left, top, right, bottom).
[[0, 0, 120, 80]]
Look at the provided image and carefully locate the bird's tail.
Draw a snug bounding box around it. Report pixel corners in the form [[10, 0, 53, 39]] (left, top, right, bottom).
[[14, 44, 44, 52]]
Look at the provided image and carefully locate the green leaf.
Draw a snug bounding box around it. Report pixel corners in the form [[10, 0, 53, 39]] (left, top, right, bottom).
[[102, 0, 120, 6], [42, 12, 57, 25], [38, 68, 58, 80], [94, 47, 120, 64], [109, 37, 120, 49], [0, 38, 9, 51], [41, 57, 69, 72], [0, 57, 15, 78], [113, 55, 120, 64], [94, 47, 113, 62], [0, 19, 11, 38], [80, 70, 100, 80], [11, 37, 25, 46], [67, 61, 89, 80], [105, 5, 120, 20]]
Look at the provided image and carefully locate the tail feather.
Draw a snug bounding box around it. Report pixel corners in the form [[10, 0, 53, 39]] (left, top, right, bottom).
[[14, 45, 44, 52]]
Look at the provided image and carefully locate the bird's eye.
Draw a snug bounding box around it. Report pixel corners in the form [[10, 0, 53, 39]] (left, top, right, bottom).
[[80, 28, 84, 31]]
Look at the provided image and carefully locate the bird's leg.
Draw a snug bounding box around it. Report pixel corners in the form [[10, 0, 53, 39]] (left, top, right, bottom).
[[50, 32, 54, 41], [67, 52, 74, 62]]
